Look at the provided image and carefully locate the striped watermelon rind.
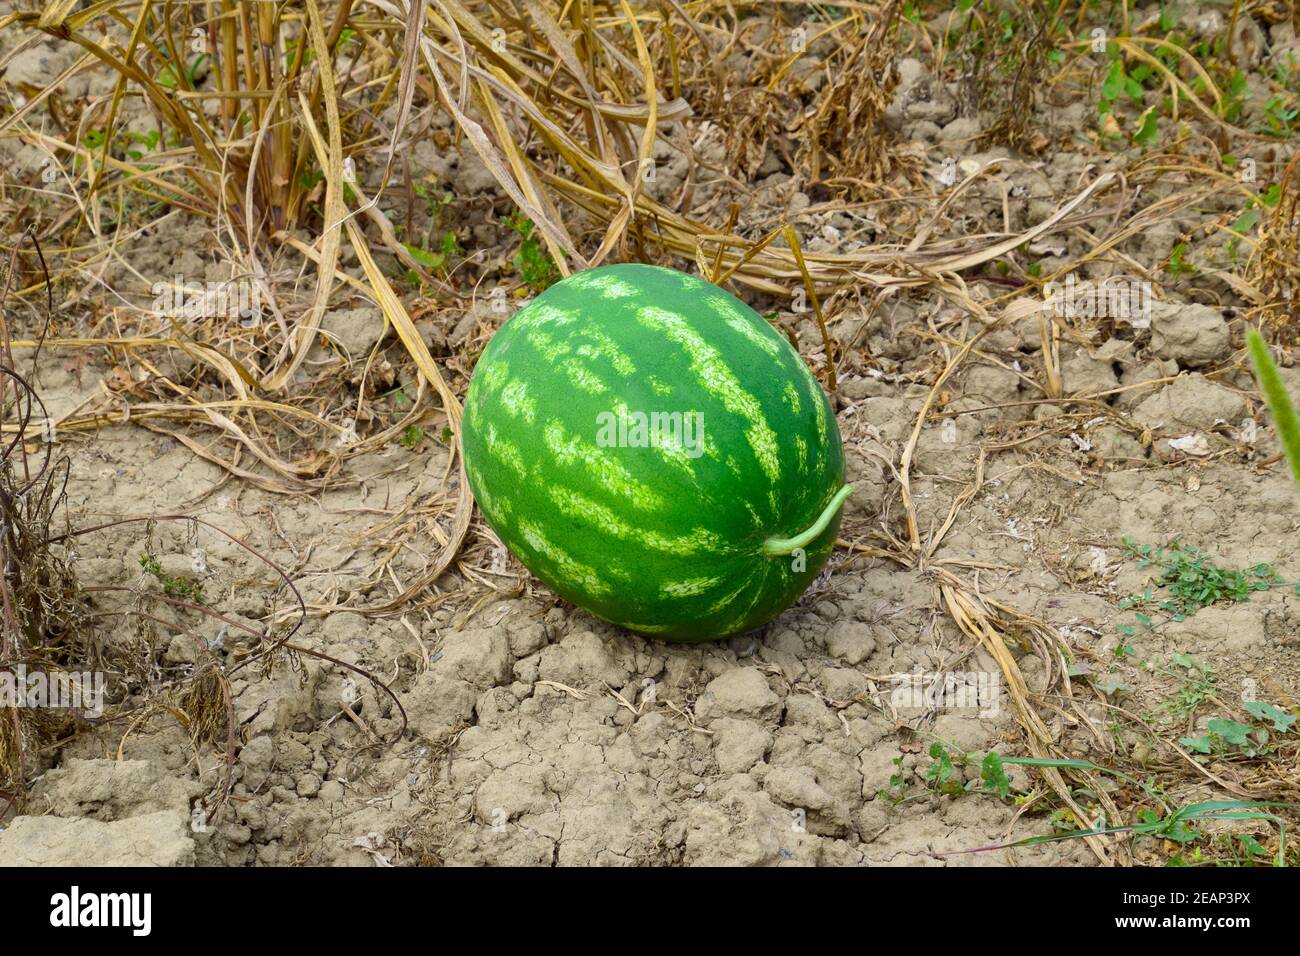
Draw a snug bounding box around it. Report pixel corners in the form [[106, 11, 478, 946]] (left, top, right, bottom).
[[461, 263, 850, 642]]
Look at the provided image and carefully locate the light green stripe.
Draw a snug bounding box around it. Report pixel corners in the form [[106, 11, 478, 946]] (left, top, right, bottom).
[[707, 569, 760, 614], [525, 325, 571, 363], [588, 274, 639, 298], [575, 327, 636, 375], [799, 361, 829, 452], [467, 462, 511, 519], [547, 485, 719, 554], [524, 324, 608, 393], [519, 520, 612, 598], [783, 381, 801, 414], [514, 302, 576, 330], [636, 306, 781, 486], [719, 309, 782, 358], [661, 575, 722, 598], [610, 619, 675, 634], [477, 359, 509, 395], [484, 423, 527, 479], [562, 271, 638, 299], [721, 564, 772, 632], [543, 420, 663, 511], [566, 363, 608, 394], [608, 402, 701, 477], [498, 379, 536, 424]]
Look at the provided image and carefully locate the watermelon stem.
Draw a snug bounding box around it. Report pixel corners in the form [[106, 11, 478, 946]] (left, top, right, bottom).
[[762, 485, 854, 556]]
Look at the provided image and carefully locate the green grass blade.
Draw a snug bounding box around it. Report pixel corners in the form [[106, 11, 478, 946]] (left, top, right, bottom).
[[1247, 329, 1300, 485]]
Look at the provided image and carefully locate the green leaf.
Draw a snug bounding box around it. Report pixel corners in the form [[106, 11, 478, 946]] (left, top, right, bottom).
[[1238, 833, 1268, 859], [1207, 718, 1252, 747], [1231, 208, 1261, 235], [981, 752, 1011, 799], [1244, 700, 1297, 733], [402, 243, 437, 270], [1102, 60, 1125, 101], [1247, 329, 1300, 486], [399, 425, 425, 449], [1133, 109, 1158, 146], [926, 742, 955, 785]]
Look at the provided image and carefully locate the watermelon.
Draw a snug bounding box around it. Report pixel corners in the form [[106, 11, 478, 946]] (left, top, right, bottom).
[[460, 263, 851, 642]]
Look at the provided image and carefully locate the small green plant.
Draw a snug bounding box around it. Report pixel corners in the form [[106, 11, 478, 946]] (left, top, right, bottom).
[[1181, 718, 1269, 758], [980, 751, 1012, 799], [1210, 832, 1273, 866], [959, 755, 1299, 864], [138, 553, 205, 605], [1246, 329, 1300, 487], [1098, 59, 1148, 124], [1245, 700, 1299, 733], [878, 743, 1018, 805], [1224, 181, 1283, 260], [921, 743, 1019, 799], [1180, 699, 1297, 759], [1117, 538, 1283, 637], [926, 742, 962, 795], [1132, 108, 1159, 147], [156, 53, 209, 90], [1095, 54, 1172, 149], [1164, 241, 1198, 275], [77, 128, 160, 166], [403, 230, 461, 275], [878, 755, 910, 805], [1261, 96, 1300, 137], [403, 187, 462, 283], [1159, 653, 1217, 721], [399, 425, 426, 449], [1226, 202, 1261, 260], [503, 211, 560, 292], [1218, 68, 1249, 124]]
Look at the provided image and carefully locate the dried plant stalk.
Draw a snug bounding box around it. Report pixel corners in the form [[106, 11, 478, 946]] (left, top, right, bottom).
[[797, 1, 919, 197]]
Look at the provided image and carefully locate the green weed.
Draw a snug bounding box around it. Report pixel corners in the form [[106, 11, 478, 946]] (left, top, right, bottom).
[[138, 553, 205, 605], [403, 186, 462, 283], [503, 210, 560, 292], [1157, 652, 1217, 721], [399, 424, 426, 449], [1180, 699, 1297, 758], [1116, 538, 1284, 638]]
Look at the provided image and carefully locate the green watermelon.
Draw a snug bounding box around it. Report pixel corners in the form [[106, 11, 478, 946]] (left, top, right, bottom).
[[460, 263, 851, 642]]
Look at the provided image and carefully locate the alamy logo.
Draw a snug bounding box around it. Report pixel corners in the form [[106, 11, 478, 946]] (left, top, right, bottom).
[[0, 665, 103, 718], [595, 408, 705, 459], [1042, 273, 1152, 325], [50, 886, 151, 936], [890, 670, 1000, 718], [151, 274, 260, 323]]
